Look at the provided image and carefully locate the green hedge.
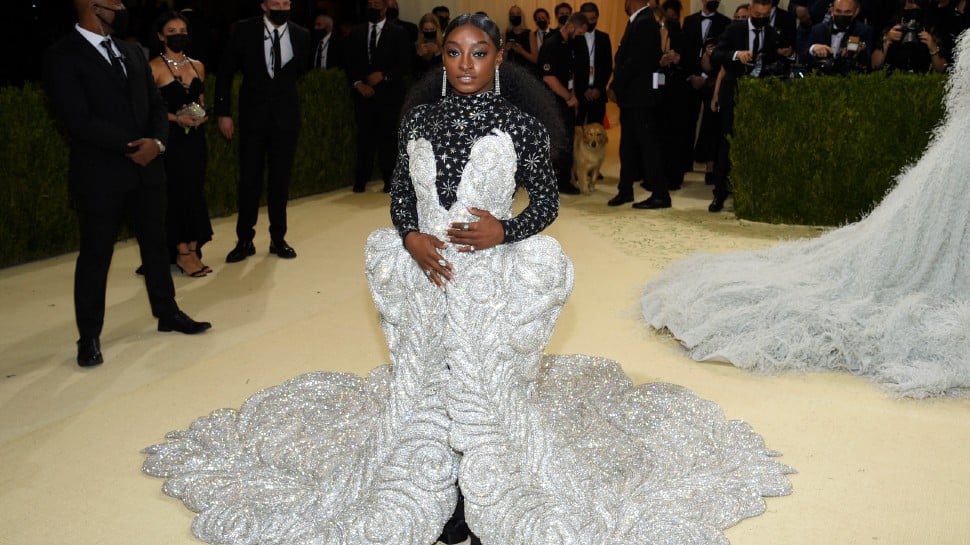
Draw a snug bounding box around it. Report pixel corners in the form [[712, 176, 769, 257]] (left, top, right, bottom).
[[0, 70, 354, 268], [0, 70, 948, 267], [732, 72, 946, 225]]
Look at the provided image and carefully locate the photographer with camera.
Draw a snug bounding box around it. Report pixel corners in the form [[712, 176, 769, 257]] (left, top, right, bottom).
[[802, 0, 876, 73], [871, 0, 948, 72]]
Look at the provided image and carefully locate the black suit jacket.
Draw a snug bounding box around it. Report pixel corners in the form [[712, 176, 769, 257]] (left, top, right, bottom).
[[573, 30, 614, 95], [345, 20, 411, 108], [611, 9, 662, 110], [771, 7, 798, 49], [43, 30, 168, 196], [214, 16, 311, 131], [713, 21, 783, 103], [802, 19, 876, 69], [682, 10, 732, 74]]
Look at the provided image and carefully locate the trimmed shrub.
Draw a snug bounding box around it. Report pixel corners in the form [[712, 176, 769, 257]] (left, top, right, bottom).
[[732, 72, 946, 226], [0, 69, 355, 268]]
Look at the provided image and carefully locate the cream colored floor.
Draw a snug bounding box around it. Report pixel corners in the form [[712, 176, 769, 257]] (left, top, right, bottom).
[[1, 126, 969, 545]]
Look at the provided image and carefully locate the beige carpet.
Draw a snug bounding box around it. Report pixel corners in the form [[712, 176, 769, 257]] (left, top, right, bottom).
[[1, 142, 968, 545]]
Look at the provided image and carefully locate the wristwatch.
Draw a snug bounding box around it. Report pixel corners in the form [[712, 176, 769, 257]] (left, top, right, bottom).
[[152, 138, 166, 154]]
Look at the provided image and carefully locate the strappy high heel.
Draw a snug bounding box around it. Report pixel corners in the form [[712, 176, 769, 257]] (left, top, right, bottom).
[[176, 251, 207, 277]]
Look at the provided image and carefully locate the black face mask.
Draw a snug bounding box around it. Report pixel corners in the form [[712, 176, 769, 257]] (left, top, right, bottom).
[[165, 33, 190, 53], [750, 16, 769, 28], [95, 4, 129, 35], [367, 7, 383, 23], [423, 30, 437, 41], [536, 20, 549, 30], [558, 14, 569, 25], [706, 1, 720, 12], [587, 22, 597, 32], [902, 8, 922, 22], [386, 7, 399, 20], [510, 15, 522, 26], [832, 15, 853, 30], [267, 9, 290, 26]]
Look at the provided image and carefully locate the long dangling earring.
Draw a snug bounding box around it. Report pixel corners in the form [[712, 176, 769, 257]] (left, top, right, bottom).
[[441, 66, 448, 97], [494, 66, 501, 95]]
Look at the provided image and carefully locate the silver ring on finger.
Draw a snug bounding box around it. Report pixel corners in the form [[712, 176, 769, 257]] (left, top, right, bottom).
[[437, 258, 447, 267], [425, 270, 432, 276], [462, 223, 470, 231], [469, 245, 475, 252]]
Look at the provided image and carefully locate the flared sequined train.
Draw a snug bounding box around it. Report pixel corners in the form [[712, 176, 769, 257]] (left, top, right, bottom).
[[144, 94, 793, 545]]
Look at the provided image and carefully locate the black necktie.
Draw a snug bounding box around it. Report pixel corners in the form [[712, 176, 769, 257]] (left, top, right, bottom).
[[273, 29, 282, 77], [100, 39, 125, 79], [316, 39, 326, 68], [368, 23, 377, 63], [752, 28, 762, 57]]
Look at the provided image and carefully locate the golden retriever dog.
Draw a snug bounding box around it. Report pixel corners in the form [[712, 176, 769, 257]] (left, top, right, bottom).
[[572, 122, 608, 195]]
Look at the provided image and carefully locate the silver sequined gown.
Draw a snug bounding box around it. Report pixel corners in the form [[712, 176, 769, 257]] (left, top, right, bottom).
[[641, 33, 970, 399], [144, 92, 793, 545]]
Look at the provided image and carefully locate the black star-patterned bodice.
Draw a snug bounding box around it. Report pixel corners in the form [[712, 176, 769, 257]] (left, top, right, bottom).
[[390, 91, 559, 244]]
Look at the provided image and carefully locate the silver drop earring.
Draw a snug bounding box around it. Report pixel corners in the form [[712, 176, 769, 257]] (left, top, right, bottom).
[[441, 66, 448, 97], [494, 66, 501, 95]]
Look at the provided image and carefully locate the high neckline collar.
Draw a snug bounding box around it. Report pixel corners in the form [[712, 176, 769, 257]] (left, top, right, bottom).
[[443, 90, 497, 106]]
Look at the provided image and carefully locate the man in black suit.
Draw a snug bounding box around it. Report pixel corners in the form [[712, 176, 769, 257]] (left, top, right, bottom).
[[43, 0, 211, 367], [607, 0, 669, 210], [801, 0, 876, 72], [311, 13, 338, 70], [217, 0, 311, 263], [574, 2, 613, 127], [770, 0, 799, 52], [683, 0, 732, 181], [709, 0, 782, 212], [346, 0, 411, 193], [386, 0, 418, 45]]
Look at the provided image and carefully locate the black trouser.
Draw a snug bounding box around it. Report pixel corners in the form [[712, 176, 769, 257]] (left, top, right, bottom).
[[659, 80, 691, 188], [712, 92, 735, 200], [74, 183, 177, 339], [354, 98, 400, 189], [617, 105, 667, 198], [690, 85, 721, 165], [576, 92, 607, 126], [554, 98, 576, 188], [237, 125, 298, 242]]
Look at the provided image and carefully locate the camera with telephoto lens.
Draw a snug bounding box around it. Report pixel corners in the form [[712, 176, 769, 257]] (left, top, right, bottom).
[[900, 16, 923, 44]]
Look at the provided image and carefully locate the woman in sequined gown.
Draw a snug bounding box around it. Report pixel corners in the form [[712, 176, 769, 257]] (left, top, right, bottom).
[[143, 14, 793, 545], [642, 32, 970, 399], [149, 11, 213, 277]]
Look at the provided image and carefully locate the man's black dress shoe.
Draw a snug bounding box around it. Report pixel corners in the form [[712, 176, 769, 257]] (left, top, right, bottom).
[[269, 239, 297, 259], [607, 194, 634, 206], [559, 184, 581, 195], [225, 240, 256, 263], [77, 337, 103, 367], [158, 310, 212, 334], [709, 196, 726, 212], [632, 195, 672, 209]]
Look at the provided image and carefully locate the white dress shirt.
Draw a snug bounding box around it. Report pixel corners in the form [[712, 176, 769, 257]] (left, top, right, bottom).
[[263, 17, 295, 78]]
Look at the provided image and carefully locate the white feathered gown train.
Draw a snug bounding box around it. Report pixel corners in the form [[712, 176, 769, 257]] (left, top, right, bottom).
[[642, 33, 970, 398]]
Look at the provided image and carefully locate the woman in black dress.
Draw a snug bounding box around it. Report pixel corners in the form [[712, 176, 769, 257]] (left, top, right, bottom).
[[150, 11, 213, 277], [503, 5, 538, 71]]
